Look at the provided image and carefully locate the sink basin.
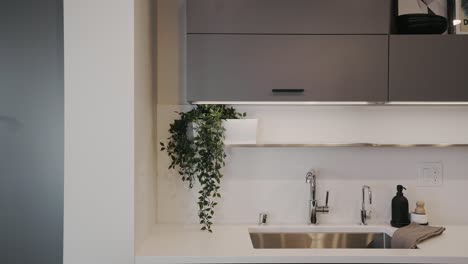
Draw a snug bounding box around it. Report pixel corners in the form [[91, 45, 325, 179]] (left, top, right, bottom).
[[249, 232, 392, 249]]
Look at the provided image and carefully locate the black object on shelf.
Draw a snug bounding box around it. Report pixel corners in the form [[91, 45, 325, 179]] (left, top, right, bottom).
[[396, 14, 448, 34]]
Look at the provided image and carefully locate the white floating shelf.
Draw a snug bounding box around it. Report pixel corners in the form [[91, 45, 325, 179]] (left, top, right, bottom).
[[226, 143, 468, 148]]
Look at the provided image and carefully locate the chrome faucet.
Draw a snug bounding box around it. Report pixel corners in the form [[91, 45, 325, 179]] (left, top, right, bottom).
[[306, 169, 329, 224], [361, 185, 372, 225], [258, 213, 268, 226]]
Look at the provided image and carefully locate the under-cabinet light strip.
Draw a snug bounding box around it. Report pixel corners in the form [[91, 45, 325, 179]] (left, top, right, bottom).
[[192, 101, 376, 105], [226, 143, 468, 148], [386, 102, 468, 105], [191, 101, 468, 105]]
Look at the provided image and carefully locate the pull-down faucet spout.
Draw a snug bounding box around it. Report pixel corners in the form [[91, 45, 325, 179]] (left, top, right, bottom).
[[306, 169, 329, 225]]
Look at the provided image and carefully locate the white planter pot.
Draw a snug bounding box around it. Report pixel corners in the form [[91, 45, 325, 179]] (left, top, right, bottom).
[[223, 119, 258, 145], [188, 119, 258, 145]]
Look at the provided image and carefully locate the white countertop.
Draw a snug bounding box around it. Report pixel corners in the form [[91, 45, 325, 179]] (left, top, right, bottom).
[[136, 224, 468, 264]]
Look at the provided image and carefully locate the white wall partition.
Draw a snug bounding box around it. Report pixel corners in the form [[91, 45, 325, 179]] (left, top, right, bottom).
[[64, 0, 135, 263]]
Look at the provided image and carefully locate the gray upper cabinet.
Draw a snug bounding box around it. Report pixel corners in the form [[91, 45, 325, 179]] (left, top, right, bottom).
[[187, 34, 389, 102], [187, 0, 391, 34], [389, 35, 468, 101]]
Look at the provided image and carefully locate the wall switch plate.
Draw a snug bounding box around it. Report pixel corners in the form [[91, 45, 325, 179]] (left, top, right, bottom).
[[418, 162, 443, 187]]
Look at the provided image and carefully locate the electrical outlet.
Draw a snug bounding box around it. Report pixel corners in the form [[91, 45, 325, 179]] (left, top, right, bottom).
[[418, 162, 443, 187]]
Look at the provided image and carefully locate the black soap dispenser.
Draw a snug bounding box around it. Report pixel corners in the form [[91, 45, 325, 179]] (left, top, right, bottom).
[[391, 185, 410, 228]]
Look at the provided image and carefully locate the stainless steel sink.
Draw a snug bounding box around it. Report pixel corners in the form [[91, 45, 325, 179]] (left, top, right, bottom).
[[249, 232, 392, 249]]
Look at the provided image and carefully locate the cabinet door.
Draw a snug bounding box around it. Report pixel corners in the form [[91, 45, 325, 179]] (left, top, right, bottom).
[[187, 0, 391, 34], [187, 35, 388, 102], [0, 0, 63, 263], [389, 35, 468, 101]]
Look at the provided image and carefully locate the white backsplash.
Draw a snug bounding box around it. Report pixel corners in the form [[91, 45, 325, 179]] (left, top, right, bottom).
[[157, 105, 468, 226]]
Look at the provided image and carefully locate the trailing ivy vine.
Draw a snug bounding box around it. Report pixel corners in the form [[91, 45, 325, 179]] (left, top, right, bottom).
[[160, 105, 245, 232]]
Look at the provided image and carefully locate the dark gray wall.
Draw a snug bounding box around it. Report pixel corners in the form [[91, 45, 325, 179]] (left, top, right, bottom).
[[0, 0, 64, 263]]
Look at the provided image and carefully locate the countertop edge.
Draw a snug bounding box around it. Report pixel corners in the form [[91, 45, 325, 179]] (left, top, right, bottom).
[[135, 224, 468, 264], [136, 255, 468, 264]]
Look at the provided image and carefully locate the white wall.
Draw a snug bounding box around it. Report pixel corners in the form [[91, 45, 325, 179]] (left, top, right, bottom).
[[157, 106, 468, 226], [157, 0, 186, 105], [64, 0, 135, 263], [134, 0, 157, 250]]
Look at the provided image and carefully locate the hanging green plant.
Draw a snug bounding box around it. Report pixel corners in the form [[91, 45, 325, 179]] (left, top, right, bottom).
[[160, 105, 246, 232]]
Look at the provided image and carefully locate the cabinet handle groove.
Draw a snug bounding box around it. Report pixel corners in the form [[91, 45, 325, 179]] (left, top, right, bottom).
[[272, 89, 305, 93]]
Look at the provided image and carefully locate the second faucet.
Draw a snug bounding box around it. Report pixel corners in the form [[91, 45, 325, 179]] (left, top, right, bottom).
[[361, 185, 372, 225]]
